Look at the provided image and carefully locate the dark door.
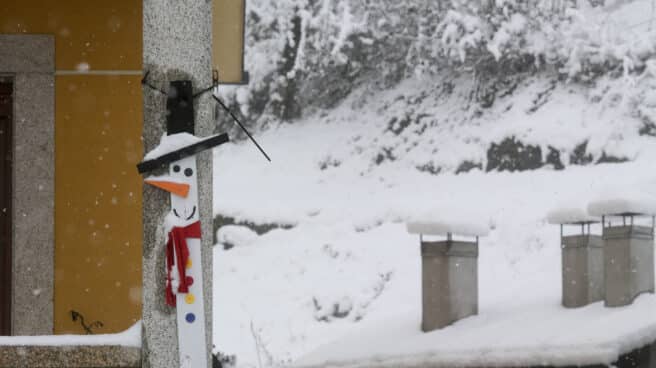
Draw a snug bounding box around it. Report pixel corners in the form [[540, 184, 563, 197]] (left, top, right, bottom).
[[0, 82, 12, 335]]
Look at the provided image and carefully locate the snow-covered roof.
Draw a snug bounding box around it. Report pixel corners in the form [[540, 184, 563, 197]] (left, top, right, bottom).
[[587, 196, 656, 217], [406, 220, 489, 237], [546, 207, 600, 225], [295, 295, 656, 368]]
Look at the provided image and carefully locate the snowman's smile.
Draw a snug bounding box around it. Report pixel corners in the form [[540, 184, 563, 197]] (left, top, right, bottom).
[[173, 206, 196, 221]]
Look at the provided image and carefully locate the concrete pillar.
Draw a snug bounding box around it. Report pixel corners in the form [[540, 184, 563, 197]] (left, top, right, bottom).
[[420, 239, 478, 332], [603, 223, 655, 307], [142, 1, 214, 367], [561, 233, 604, 308]]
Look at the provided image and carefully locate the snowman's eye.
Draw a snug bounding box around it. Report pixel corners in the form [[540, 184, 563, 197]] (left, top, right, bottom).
[[173, 165, 181, 173], [184, 168, 193, 177]]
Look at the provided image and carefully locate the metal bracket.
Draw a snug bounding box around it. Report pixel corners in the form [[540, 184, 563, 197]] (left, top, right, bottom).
[[192, 69, 219, 99], [141, 70, 167, 95], [166, 80, 195, 135]]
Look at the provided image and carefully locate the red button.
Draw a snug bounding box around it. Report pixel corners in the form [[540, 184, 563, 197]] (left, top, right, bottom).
[[186, 276, 194, 286]]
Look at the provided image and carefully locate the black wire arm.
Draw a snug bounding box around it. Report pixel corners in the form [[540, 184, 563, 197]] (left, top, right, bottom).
[[201, 70, 270, 162], [193, 70, 219, 98], [212, 94, 271, 162], [71, 310, 103, 335], [141, 70, 167, 95]]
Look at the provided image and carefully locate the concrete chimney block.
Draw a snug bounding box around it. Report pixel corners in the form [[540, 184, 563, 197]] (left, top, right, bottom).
[[546, 208, 603, 308], [421, 240, 478, 332], [561, 234, 604, 308], [603, 225, 655, 307]]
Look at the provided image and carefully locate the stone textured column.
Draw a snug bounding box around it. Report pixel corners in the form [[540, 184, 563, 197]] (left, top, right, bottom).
[[421, 240, 478, 332], [561, 234, 604, 308], [603, 225, 655, 307], [0, 35, 55, 336], [142, 1, 213, 367]]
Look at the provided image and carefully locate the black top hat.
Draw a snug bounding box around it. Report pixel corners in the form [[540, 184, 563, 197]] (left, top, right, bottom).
[[137, 133, 230, 174]]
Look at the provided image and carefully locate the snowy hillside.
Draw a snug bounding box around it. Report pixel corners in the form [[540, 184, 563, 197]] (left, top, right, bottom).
[[210, 106, 656, 367], [211, 1, 656, 367]]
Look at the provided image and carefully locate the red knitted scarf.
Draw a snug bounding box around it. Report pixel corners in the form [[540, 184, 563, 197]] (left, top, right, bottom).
[[165, 221, 201, 307]]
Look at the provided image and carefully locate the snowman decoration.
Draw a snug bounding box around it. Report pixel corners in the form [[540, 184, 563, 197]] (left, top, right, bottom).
[[137, 75, 269, 368], [137, 132, 229, 368]]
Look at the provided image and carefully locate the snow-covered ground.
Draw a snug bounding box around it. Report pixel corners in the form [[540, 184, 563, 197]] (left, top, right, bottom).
[[210, 72, 656, 367], [209, 0, 656, 365]]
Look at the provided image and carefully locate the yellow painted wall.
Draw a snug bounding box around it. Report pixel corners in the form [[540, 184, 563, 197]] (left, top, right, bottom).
[[213, 0, 246, 83], [1, 0, 141, 71], [0, 1, 143, 334], [54, 76, 143, 334]]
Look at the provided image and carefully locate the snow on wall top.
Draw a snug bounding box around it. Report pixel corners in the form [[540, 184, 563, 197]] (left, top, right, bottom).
[[144, 133, 201, 160], [295, 295, 656, 368], [546, 207, 600, 225], [406, 220, 489, 237], [587, 196, 656, 217], [0, 321, 141, 347]]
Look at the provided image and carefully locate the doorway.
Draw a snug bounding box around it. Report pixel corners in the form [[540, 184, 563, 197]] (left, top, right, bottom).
[[0, 81, 12, 335]]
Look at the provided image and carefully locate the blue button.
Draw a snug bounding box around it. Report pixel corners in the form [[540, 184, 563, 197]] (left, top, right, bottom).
[[185, 313, 195, 323]]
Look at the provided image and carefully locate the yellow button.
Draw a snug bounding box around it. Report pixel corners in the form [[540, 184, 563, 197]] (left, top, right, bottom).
[[186, 258, 192, 269], [185, 293, 195, 304]]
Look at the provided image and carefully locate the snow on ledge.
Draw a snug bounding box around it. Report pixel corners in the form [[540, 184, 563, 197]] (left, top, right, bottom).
[[587, 196, 656, 217], [144, 133, 201, 160], [406, 221, 489, 237], [546, 207, 600, 225], [0, 321, 141, 347]]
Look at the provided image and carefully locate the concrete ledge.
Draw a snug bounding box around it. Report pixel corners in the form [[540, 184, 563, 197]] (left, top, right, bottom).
[[0, 35, 54, 73], [0, 345, 140, 367]]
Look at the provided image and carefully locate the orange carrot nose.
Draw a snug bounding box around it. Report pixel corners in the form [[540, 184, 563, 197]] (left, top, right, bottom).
[[144, 179, 190, 198]]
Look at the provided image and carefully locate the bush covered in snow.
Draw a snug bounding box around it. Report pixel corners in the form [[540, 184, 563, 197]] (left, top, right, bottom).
[[210, 0, 656, 181], [215, 0, 656, 134]]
